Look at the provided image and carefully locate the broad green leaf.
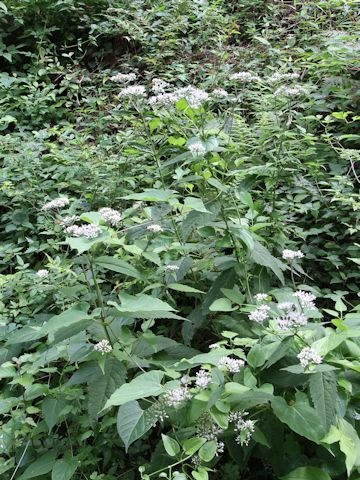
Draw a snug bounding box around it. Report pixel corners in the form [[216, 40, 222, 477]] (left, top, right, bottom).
[[95, 256, 142, 279], [6, 326, 43, 345], [65, 230, 109, 254], [88, 359, 127, 421], [220, 288, 244, 305], [17, 451, 57, 480], [250, 241, 286, 284], [209, 298, 236, 312], [192, 467, 209, 480], [104, 370, 164, 409], [42, 397, 67, 432], [51, 456, 78, 480], [271, 395, 325, 443], [43, 303, 90, 341], [168, 283, 204, 294], [198, 440, 217, 462], [184, 197, 210, 213], [183, 437, 207, 455], [123, 189, 178, 202], [111, 293, 182, 320], [162, 434, 180, 456], [281, 467, 331, 480], [337, 418, 360, 475], [117, 401, 152, 451], [309, 372, 337, 432]]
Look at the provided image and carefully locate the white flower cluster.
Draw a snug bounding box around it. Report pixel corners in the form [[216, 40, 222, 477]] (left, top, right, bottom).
[[278, 302, 295, 312], [188, 142, 206, 157], [118, 85, 147, 98], [59, 215, 79, 226], [248, 304, 271, 324], [293, 290, 316, 309], [352, 412, 360, 421], [274, 85, 306, 97], [64, 224, 102, 239], [42, 197, 69, 210], [94, 339, 112, 354], [174, 86, 210, 109], [297, 347, 322, 368], [218, 356, 245, 373], [145, 400, 169, 426], [212, 88, 229, 98], [267, 72, 300, 83], [165, 264, 179, 272], [195, 369, 212, 389], [36, 269, 49, 278], [230, 71, 261, 82], [99, 207, 122, 226], [209, 343, 221, 349], [282, 249, 304, 260], [229, 411, 255, 446], [110, 72, 136, 82], [276, 310, 308, 330], [255, 293, 269, 301], [163, 387, 192, 407], [148, 92, 179, 108], [147, 224, 163, 233], [151, 78, 169, 93], [196, 413, 224, 455]]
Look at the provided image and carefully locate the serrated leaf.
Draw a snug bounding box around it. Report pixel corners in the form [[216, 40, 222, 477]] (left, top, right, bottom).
[[337, 418, 360, 475], [88, 359, 127, 421], [162, 434, 180, 456], [104, 370, 164, 409], [250, 241, 286, 284], [271, 395, 325, 443], [17, 451, 57, 480], [95, 256, 142, 279], [117, 401, 152, 451], [51, 456, 78, 480], [309, 372, 337, 432]]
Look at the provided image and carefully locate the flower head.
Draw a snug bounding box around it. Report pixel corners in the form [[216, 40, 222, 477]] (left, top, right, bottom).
[[165, 264, 179, 272], [278, 302, 295, 312], [147, 224, 163, 233], [293, 290, 316, 309], [174, 86, 209, 109], [255, 293, 269, 301], [163, 387, 192, 407], [195, 369, 212, 389], [282, 249, 304, 260], [248, 305, 271, 324], [59, 215, 79, 226], [64, 224, 102, 239], [212, 88, 229, 98], [99, 207, 122, 226], [151, 78, 169, 93], [297, 347, 322, 368], [94, 339, 112, 354], [110, 72, 136, 83], [274, 85, 306, 97], [276, 310, 308, 330], [218, 356, 245, 373], [42, 197, 69, 210], [188, 142, 206, 157], [118, 85, 147, 98], [37, 269, 49, 278], [267, 72, 300, 83], [229, 411, 255, 446], [230, 72, 261, 82], [148, 93, 179, 108]]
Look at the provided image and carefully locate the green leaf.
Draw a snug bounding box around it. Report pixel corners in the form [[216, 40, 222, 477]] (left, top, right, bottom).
[[198, 440, 217, 462], [250, 241, 286, 284], [111, 293, 182, 320], [88, 359, 127, 421], [192, 467, 209, 480], [123, 189, 177, 202], [5, 326, 43, 345], [183, 437, 207, 455], [184, 197, 210, 213], [43, 303, 90, 341], [271, 395, 325, 443], [167, 284, 204, 293], [337, 418, 360, 476], [117, 401, 152, 451], [51, 456, 78, 480], [95, 256, 142, 279], [309, 372, 337, 432], [162, 434, 180, 457], [65, 230, 109, 254], [42, 397, 67, 432], [281, 467, 331, 480], [17, 451, 57, 480], [104, 370, 164, 409], [209, 298, 236, 312]]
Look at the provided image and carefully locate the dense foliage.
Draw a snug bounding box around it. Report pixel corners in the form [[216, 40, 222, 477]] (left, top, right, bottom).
[[1, 0, 360, 479]]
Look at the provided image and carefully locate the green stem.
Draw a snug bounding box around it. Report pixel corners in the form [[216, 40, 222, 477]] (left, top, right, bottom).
[[148, 455, 193, 478]]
